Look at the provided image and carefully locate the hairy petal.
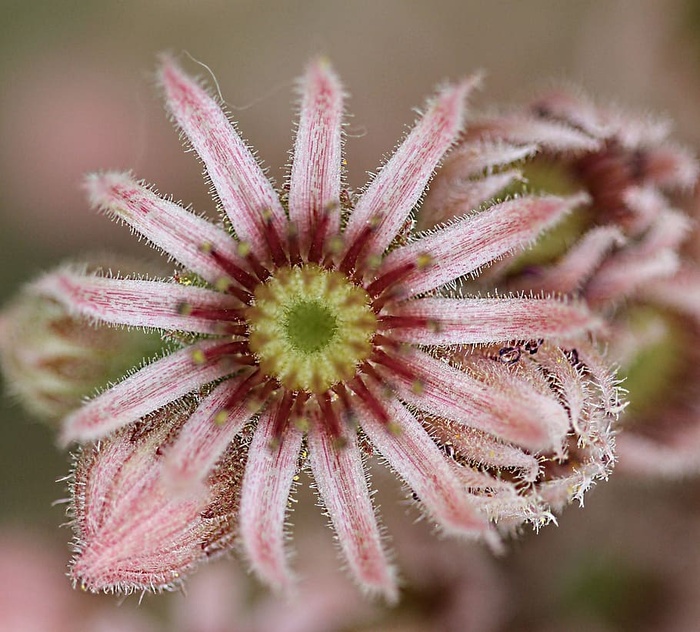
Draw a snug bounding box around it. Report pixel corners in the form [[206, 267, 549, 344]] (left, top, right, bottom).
[[239, 404, 303, 592], [308, 415, 397, 601], [467, 114, 602, 153], [71, 413, 216, 593], [34, 273, 241, 333], [380, 194, 583, 297], [61, 342, 237, 444], [387, 348, 569, 452], [85, 172, 243, 286], [355, 393, 488, 536], [160, 57, 286, 258], [385, 297, 599, 345], [344, 77, 478, 257], [510, 226, 625, 294], [163, 380, 253, 492], [289, 59, 344, 244]]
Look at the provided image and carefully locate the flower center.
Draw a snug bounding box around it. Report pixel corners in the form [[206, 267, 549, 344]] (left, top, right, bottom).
[[246, 264, 377, 392]]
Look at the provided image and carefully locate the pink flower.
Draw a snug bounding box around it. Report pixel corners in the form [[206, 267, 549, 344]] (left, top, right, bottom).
[[45, 58, 614, 600]]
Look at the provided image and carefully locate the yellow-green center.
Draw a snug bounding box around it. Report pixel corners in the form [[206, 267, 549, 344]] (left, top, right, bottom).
[[246, 264, 377, 392]]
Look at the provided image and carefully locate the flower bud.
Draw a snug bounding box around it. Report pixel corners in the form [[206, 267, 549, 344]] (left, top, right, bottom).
[[0, 264, 164, 423]]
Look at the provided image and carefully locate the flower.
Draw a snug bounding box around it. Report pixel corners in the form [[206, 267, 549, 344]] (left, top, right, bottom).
[[45, 57, 615, 600], [421, 86, 700, 479], [0, 259, 164, 422]]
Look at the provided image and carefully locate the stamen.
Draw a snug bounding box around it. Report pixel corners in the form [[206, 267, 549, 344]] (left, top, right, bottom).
[[366, 261, 416, 298], [377, 315, 432, 330], [371, 348, 419, 384], [316, 391, 346, 446], [213, 278, 254, 305], [287, 223, 302, 267], [222, 370, 265, 411], [338, 223, 374, 275], [348, 376, 391, 426], [261, 210, 288, 268], [245, 251, 271, 283], [177, 303, 247, 323], [204, 245, 259, 292], [190, 341, 251, 365], [308, 204, 333, 264], [268, 391, 296, 448]]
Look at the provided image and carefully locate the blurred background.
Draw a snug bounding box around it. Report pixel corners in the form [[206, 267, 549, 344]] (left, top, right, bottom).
[[2, 1, 700, 630]]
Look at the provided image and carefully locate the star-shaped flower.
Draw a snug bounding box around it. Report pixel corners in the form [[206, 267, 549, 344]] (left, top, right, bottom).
[[43, 58, 614, 600]]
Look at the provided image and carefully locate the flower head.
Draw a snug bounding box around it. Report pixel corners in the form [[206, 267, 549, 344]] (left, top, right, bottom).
[[46, 58, 616, 599]]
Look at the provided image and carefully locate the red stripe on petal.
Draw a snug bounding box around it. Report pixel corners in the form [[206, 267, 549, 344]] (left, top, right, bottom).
[[239, 402, 303, 591], [159, 58, 286, 260], [308, 413, 397, 601], [355, 391, 488, 537]]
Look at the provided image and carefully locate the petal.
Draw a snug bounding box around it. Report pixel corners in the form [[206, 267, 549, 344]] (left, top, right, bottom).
[[642, 266, 700, 320], [355, 392, 488, 537], [344, 76, 479, 258], [383, 297, 599, 345], [239, 403, 303, 592], [510, 226, 625, 294], [585, 249, 680, 305], [467, 114, 602, 153], [163, 379, 253, 492], [85, 172, 244, 286], [381, 348, 569, 452], [308, 414, 397, 601], [289, 59, 344, 244], [61, 341, 237, 444], [34, 272, 242, 333], [159, 57, 286, 259], [379, 194, 583, 298]]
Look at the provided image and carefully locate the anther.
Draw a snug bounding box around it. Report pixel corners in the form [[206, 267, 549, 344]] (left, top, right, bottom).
[[317, 391, 344, 444], [339, 224, 374, 275], [348, 376, 391, 426], [308, 205, 333, 264], [261, 211, 288, 268], [205, 246, 259, 292]]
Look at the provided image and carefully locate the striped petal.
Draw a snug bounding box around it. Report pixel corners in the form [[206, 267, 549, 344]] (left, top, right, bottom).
[[239, 403, 303, 592], [383, 297, 599, 345], [85, 172, 244, 286], [289, 59, 344, 246], [308, 414, 397, 601], [61, 341, 237, 444], [35, 272, 241, 333], [163, 379, 253, 492], [384, 348, 569, 452], [355, 393, 487, 537], [344, 76, 478, 258], [160, 57, 286, 258], [379, 194, 582, 298]]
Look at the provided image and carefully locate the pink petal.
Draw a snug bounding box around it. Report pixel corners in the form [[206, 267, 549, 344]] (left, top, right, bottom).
[[239, 403, 303, 592], [383, 348, 569, 452], [71, 419, 215, 593], [163, 380, 253, 492], [384, 297, 599, 345], [307, 414, 397, 601], [642, 266, 700, 320], [468, 114, 602, 153], [438, 424, 540, 483], [585, 249, 680, 305], [529, 89, 612, 138], [159, 57, 286, 259], [61, 341, 237, 444], [289, 59, 344, 246], [512, 226, 625, 294], [355, 392, 488, 537], [34, 272, 241, 333], [344, 76, 479, 258], [85, 172, 243, 286], [380, 194, 584, 298], [419, 170, 522, 229]]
